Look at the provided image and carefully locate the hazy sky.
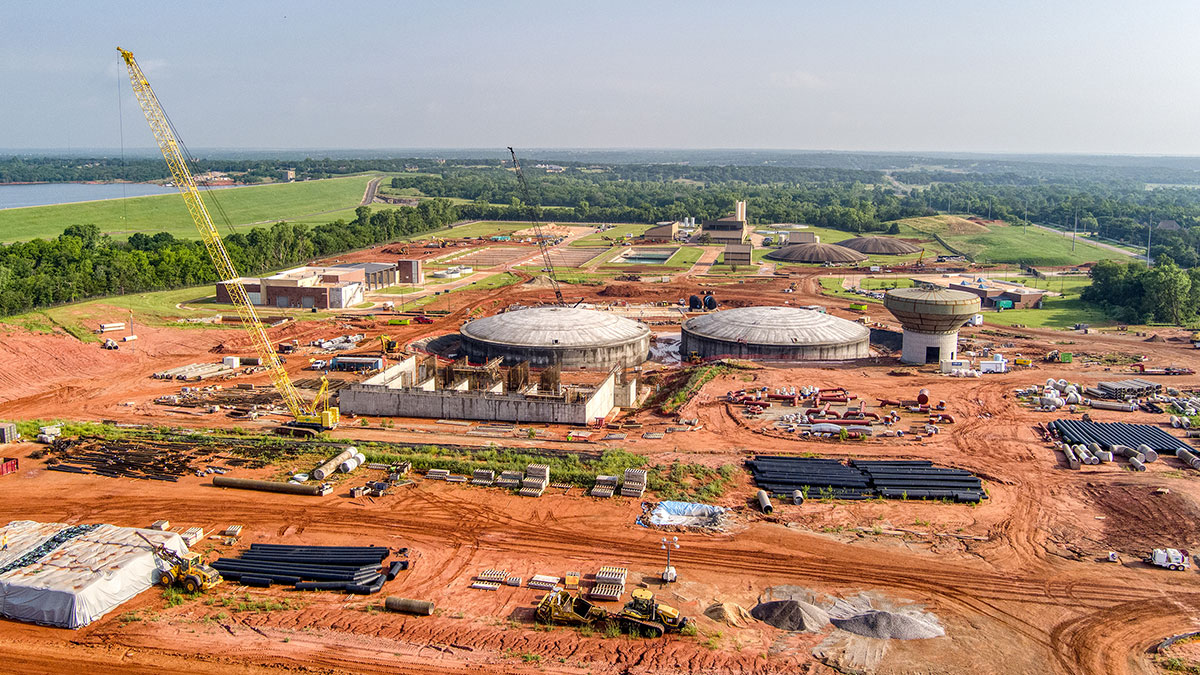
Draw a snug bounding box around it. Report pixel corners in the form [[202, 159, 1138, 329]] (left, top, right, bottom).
[[3, 1, 1200, 154]]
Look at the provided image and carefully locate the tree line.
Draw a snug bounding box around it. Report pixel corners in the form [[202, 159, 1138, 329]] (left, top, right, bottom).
[[0, 200, 457, 318], [1081, 257, 1200, 325]]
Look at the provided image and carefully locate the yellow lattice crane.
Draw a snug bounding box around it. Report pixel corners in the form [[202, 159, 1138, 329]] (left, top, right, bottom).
[[118, 47, 338, 433]]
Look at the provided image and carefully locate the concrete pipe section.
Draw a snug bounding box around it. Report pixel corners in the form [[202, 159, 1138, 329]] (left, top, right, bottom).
[[459, 306, 650, 369]]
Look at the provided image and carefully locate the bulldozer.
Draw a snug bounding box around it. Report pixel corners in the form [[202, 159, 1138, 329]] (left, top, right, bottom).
[[136, 531, 222, 594], [535, 589, 609, 626], [615, 589, 688, 637]]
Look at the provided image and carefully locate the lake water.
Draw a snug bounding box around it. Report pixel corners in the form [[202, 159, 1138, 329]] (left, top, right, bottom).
[[0, 183, 178, 210]]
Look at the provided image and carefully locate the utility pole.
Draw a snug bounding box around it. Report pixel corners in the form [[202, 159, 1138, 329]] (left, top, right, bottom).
[[1023, 199, 1028, 235], [1072, 209, 1078, 252]]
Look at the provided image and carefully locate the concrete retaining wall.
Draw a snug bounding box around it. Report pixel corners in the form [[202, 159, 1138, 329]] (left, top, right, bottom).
[[340, 370, 621, 425]]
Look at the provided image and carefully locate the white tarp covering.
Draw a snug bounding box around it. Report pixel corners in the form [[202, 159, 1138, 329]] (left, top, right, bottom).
[[0, 520, 188, 629], [647, 501, 727, 528]]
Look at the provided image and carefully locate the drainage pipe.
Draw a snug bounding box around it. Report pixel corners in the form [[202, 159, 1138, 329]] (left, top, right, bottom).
[[385, 597, 435, 615], [756, 489, 774, 514], [313, 448, 358, 481], [213, 476, 325, 496]]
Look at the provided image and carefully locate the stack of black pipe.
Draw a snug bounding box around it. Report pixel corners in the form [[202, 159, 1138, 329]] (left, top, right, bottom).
[[747, 456, 986, 503], [212, 544, 392, 595], [745, 456, 873, 499], [851, 460, 985, 503], [1050, 419, 1191, 453]]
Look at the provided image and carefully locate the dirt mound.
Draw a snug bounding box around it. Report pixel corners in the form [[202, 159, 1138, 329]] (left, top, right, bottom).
[[598, 284, 641, 298], [704, 602, 753, 627], [943, 216, 989, 235], [524, 275, 559, 289], [1145, 334, 1165, 343], [831, 609, 943, 640], [750, 599, 830, 632]]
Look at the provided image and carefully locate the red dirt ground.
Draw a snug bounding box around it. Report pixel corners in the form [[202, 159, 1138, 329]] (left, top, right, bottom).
[[2, 263, 1200, 674]]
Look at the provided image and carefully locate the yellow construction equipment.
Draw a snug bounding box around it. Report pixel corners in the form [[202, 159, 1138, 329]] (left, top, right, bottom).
[[118, 47, 337, 434], [136, 531, 221, 594], [616, 588, 688, 637], [380, 335, 400, 354]]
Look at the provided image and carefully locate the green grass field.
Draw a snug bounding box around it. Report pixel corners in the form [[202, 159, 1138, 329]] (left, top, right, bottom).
[[0, 175, 377, 242], [894, 215, 1124, 266], [572, 223, 651, 247]]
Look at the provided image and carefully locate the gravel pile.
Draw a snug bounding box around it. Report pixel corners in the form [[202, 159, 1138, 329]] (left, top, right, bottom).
[[750, 599, 830, 632], [831, 609, 944, 640]]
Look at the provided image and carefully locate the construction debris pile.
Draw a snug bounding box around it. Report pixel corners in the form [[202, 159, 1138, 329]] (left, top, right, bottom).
[[45, 437, 233, 481], [211, 543, 405, 594], [747, 456, 987, 503]]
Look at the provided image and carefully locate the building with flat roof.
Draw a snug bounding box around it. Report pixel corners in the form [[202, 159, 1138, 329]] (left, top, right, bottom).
[[701, 200, 749, 244], [643, 221, 679, 242], [395, 259, 424, 284], [335, 262, 398, 290], [216, 265, 364, 310], [723, 243, 753, 266]]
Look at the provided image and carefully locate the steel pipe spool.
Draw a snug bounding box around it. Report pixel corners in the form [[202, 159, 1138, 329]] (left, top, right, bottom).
[[313, 448, 357, 481], [1062, 445, 1080, 470], [1137, 444, 1160, 462], [385, 597, 435, 615], [213, 475, 325, 496], [756, 489, 774, 514], [792, 489, 804, 505], [1129, 457, 1147, 471]]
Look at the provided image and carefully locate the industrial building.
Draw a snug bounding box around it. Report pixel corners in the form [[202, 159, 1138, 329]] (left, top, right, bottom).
[[838, 236, 922, 255], [723, 243, 753, 266], [883, 286, 981, 364], [945, 277, 1045, 309], [334, 262, 398, 290], [459, 307, 651, 369], [395, 259, 424, 284], [764, 242, 868, 264], [701, 200, 749, 244], [338, 354, 639, 425], [681, 306, 871, 361], [642, 221, 680, 242], [216, 265, 365, 309]]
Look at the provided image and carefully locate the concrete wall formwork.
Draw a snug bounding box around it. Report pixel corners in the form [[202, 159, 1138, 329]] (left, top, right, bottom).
[[340, 368, 625, 425]]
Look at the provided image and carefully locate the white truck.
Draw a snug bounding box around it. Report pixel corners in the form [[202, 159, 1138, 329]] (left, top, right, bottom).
[[1145, 548, 1190, 571]]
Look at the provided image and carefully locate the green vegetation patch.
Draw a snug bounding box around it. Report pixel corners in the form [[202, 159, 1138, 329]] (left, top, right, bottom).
[[0, 176, 377, 242]]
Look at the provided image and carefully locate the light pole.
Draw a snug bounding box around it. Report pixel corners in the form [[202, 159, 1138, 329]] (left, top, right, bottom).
[[661, 536, 679, 584]]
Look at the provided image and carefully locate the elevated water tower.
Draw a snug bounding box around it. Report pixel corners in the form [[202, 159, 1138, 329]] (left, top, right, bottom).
[[883, 286, 981, 364]]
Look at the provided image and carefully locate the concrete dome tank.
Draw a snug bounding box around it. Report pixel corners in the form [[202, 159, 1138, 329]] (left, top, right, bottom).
[[883, 286, 981, 364], [459, 306, 650, 369], [681, 306, 870, 361]]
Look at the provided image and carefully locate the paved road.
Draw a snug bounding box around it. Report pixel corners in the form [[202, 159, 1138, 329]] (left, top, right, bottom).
[[360, 177, 382, 206]]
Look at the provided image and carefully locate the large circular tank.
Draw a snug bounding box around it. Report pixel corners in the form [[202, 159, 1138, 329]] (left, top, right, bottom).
[[883, 286, 981, 364], [460, 307, 650, 368], [764, 243, 868, 264], [681, 306, 870, 361], [838, 236, 922, 255]]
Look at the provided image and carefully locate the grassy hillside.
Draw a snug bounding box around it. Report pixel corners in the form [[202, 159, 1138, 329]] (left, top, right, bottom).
[[894, 215, 1124, 266], [0, 175, 376, 242]]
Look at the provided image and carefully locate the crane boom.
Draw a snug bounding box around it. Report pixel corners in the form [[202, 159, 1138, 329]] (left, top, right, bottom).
[[508, 147, 564, 305], [118, 47, 336, 431]]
